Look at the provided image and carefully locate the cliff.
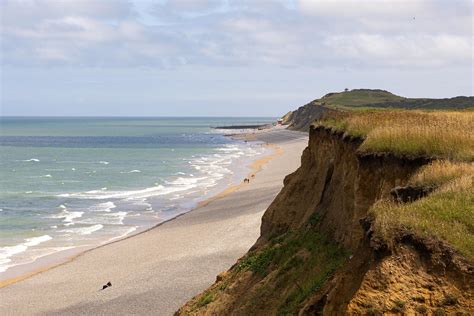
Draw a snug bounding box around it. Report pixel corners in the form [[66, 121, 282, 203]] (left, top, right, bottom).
[[178, 121, 473, 314], [283, 89, 474, 131]]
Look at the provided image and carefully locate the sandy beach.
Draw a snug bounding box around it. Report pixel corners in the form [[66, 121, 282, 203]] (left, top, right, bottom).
[[0, 128, 308, 315]]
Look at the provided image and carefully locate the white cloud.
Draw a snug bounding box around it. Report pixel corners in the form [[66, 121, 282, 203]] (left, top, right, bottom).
[[324, 33, 472, 66], [299, 0, 429, 17], [0, 0, 471, 69]]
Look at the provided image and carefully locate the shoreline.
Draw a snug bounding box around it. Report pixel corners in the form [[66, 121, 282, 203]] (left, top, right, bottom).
[[0, 136, 281, 288], [0, 128, 308, 315]]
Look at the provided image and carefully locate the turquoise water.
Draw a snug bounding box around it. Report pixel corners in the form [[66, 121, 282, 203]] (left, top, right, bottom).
[[0, 117, 273, 274]]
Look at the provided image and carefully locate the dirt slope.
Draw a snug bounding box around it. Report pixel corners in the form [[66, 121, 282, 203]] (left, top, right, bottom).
[[178, 125, 473, 315]]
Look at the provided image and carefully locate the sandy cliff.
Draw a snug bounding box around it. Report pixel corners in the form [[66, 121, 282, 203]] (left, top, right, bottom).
[[178, 124, 473, 315]]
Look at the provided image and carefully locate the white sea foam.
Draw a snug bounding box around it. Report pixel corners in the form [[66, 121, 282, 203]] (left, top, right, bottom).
[[24, 235, 53, 247], [60, 224, 104, 236], [89, 201, 116, 212], [22, 158, 40, 162], [50, 206, 84, 224], [120, 170, 141, 174], [103, 226, 137, 244], [63, 211, 84, 223], [105, 211, 127, 225], [42, 174, 52, 178], [58, 181, 200, 200], [99, 161, 109, 165], [0, 235, 52, 272], [57, 142, 265, 217]]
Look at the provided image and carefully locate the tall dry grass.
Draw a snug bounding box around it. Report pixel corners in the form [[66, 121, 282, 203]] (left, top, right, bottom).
[[318, 109, 474, 258], [318, 110, 474, 161], [409, 160, 474, 187]]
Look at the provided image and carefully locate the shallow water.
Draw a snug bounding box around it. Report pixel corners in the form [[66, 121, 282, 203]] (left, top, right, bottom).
[[0, 117, 273, 274]]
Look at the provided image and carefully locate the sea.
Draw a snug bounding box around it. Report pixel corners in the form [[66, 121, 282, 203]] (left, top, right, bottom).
[[0, 117, 274, 276]]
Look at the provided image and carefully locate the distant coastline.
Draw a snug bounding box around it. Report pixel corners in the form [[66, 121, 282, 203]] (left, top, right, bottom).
[[213, 124, 272, 130]]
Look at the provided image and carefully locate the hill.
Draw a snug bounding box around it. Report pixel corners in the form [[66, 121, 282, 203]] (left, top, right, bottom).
[[283, 89, 474, 131]]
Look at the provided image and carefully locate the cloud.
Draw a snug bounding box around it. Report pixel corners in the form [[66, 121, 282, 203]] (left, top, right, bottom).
[[299, 0, 428, 17], [0, 0, 471, 69]]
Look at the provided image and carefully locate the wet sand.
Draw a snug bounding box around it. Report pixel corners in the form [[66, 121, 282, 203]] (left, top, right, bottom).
[[0, 128, 308, 315]]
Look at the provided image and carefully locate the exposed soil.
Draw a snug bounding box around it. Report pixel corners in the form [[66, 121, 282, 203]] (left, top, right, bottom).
[[177, 125, 473, 315]]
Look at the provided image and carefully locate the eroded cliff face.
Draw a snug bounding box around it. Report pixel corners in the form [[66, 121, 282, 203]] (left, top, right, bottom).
[[281, 103, 340, 131], [258, 126, 428, 251], [178, 126, 473, 315]]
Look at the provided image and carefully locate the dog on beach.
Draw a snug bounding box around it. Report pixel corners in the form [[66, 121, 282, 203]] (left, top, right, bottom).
[[101, 281, 112, 290]]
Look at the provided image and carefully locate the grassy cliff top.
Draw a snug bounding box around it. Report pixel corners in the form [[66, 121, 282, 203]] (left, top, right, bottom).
[[316, 109, 474, 161], [372, 161, 474, 260], [314, 105, 473, 260], [313, 89, 474, 110], [317, 89, 404, 108]]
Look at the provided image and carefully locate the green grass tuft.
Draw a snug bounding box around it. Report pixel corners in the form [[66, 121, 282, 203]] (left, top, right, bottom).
[[371, 175, 473, 260]]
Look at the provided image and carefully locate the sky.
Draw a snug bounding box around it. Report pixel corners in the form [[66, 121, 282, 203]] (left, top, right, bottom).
[[0, 0, 472, 117]]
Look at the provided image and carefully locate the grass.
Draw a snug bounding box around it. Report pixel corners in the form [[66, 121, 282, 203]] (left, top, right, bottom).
[[314, 89, 473, 110], [195, 292, 215, 308], [391, 299, 406, 312], [371, 174, 474, 260], [319, 107, 474, 260], [409, 160, 474, 187], [316, 110, 474, 161], [316, 89, 405, 108], [235, 228, 348, 315]]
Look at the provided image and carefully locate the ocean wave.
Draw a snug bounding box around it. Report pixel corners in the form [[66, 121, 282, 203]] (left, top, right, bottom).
[[60, 224, 103, 236], [0, 235, 52, 272], [105, 211, 127, 225], [120, 170, 141, 174], [25, 235, 53, 247], [21, 158, 40, 162], [103, 226, 137, 244], [89, 201, 116, 212], [99, 161, 109, 165], [58, 180, 201, 200], [50, 206, 84, 224]]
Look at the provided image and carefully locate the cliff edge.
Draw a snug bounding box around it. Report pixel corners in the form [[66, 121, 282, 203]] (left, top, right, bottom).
[[283, 89, 474, 131], [178, 100, 473, 315]]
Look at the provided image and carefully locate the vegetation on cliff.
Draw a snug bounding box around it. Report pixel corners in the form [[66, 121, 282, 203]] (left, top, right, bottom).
[[179, 92, 474, 315], [317, 109, 474, 161], [373, 168, 473, 260], [316, 109, 474, 260], [182, 224, 348, 315], [284, 89, 474, 131]]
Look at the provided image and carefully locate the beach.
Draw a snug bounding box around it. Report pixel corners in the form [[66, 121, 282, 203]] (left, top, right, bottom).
[[0, 128, 308, 315]]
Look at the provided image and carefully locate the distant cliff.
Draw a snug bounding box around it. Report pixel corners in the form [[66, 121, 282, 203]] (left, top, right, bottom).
[[283, 89, 474, 131]]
